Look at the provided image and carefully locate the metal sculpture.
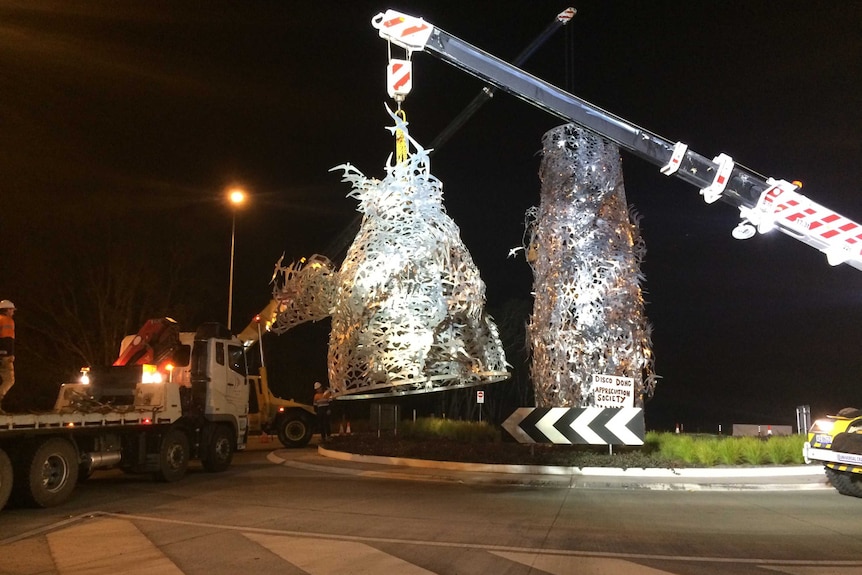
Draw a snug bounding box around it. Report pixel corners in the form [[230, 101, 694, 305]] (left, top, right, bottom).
[[525, 125, 656, 408], [270, 254, 338, 334], [272, 108, 508, 398], [325, 109, 508, 398]]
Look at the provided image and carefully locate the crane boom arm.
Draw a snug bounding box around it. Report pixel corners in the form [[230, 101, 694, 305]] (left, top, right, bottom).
[[372, 10, 862, 271]]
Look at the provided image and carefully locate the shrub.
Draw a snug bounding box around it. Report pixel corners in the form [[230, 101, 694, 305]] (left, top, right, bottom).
[[715, 437, 744, 465], [656, 432, 696, 463], [401, 417, 499, 443], [738, 436, 767, 465], [643, 430, 662, 453], [764, 435, 805, 465], [343, 419, 807, 467], [693, 438, 721, 466]]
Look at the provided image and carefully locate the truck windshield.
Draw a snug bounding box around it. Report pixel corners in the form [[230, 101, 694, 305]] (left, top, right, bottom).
[[228, 344, 246, 376]]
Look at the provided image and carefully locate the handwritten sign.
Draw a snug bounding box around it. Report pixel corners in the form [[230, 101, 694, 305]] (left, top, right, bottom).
[[591, 374, 634, 408]]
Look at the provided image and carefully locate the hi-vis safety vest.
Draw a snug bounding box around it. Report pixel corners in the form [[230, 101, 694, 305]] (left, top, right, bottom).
[[0, 315, 14, 356]]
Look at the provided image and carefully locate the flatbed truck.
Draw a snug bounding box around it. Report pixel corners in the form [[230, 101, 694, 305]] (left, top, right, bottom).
[[0, 322, 253, 511]]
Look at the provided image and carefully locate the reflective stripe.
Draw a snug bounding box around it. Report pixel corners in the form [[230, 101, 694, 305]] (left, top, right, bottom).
[[0, 316, 13, 338]]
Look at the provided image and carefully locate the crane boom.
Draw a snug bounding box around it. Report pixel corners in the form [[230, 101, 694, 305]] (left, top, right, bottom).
[[372, 10, 862, 271]]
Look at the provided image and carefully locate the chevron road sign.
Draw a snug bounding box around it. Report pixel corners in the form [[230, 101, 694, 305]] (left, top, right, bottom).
[[501, 407, 645, 445]]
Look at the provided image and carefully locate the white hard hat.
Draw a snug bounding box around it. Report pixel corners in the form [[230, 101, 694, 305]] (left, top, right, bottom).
[[314, 382, 322, 390], [0, 300, 15, 310]]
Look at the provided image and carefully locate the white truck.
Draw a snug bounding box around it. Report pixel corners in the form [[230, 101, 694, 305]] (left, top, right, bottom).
[[0, 320, 258, 511], [85, 313, 319, 450], [114, 313, 320, 450]]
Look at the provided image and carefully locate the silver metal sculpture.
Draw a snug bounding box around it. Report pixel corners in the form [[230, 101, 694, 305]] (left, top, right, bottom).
[[269, 254, 338, 334], [274, 107, 508, 399], [525, 125, 656, 408]]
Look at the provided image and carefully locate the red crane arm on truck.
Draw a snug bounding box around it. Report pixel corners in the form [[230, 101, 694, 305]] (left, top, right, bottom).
[[113, 317, 181, 368]]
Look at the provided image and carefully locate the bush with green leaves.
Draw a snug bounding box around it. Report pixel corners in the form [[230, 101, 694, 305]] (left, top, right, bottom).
[[341, 420, 807, 467], [401, 417, 499, 442], [715, 437, 744, 465], [765, 435, 804, 465], [647, 432, 805, 466]]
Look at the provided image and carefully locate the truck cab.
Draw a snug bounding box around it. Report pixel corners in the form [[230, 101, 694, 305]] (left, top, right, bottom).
[[188, 323, 250, 432], [0, 320, 253, 512]]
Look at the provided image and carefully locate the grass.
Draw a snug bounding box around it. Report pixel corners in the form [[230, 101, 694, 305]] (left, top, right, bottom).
[[401, 417, 500, 442], [715, 436, 745, 465], [329, 418, 808, 467]]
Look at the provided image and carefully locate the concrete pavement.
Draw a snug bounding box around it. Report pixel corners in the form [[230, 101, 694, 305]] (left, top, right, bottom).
[[261, 438, 831, 492]]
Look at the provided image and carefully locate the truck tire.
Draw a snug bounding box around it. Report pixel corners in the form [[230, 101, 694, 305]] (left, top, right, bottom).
[[0, 448, 12, 511], [154, 429, 189, 482], [14, 438, 79, 508], [201, 425, 234, 473], [832, 432, 862, 455], [825, 467, 862, 498], [277, 412, 313, 448]]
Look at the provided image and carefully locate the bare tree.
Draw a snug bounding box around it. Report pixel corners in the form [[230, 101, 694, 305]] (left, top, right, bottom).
[[11, 213, 215, 409]]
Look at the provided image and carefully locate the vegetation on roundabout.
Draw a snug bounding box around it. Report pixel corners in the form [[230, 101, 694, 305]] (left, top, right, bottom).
[[325, 417, 807, 468]]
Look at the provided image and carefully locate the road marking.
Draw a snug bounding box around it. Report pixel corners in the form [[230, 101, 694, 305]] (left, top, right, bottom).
[[46, 517, 183, 575], [93, 512, 862, 568], [761, 566, 862, 575], [245, 532, 436, 574], [18, 512, 862, 575], [492, 551, 676, 574]]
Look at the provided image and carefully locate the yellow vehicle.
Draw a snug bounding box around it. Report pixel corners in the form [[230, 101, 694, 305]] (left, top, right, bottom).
[[236, 305, 318, 447], [804, 408, 862, 497], [246, 366, 316, 447]]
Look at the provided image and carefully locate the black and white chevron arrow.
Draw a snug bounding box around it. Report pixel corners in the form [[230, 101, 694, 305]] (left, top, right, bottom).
[[501, 407, 645, 445]]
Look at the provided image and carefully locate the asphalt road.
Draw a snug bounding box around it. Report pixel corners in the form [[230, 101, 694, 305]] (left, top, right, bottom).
[[1, 438, 861, 575]]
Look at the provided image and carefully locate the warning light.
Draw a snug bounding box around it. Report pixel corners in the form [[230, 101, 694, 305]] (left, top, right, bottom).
[[141, 364, 163, 384]]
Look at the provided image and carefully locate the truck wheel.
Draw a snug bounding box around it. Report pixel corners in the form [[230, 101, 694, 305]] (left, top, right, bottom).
[[201, 425, 234, 473], [825, 467, 862, 498], [14, 438, 79, 508], [277, 413, 313, 448], [154, 429, 189, 482], [0, 448, 12, 511]]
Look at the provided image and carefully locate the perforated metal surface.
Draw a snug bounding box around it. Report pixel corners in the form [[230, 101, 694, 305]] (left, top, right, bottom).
[[526, 125, 656, 408], [276, 108, 508, 399], [270, 254, 338, 333]]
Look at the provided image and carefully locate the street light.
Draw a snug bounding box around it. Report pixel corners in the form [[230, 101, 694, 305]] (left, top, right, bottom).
[[227, 188, 247, 331]]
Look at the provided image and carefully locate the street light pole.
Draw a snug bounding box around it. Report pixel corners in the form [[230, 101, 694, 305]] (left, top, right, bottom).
[[227, 188, 246, 331]]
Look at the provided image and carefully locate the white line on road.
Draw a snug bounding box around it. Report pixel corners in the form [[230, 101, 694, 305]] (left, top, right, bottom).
[[492, 551, 676, 575], [245, 532, 437, 575], [46, 517, 184, 575], [760, 566, 862, 575], [19, 512, 862, 573]]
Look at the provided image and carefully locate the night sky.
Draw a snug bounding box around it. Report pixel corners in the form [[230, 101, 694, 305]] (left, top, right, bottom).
[[1, 1, 860, 430]]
